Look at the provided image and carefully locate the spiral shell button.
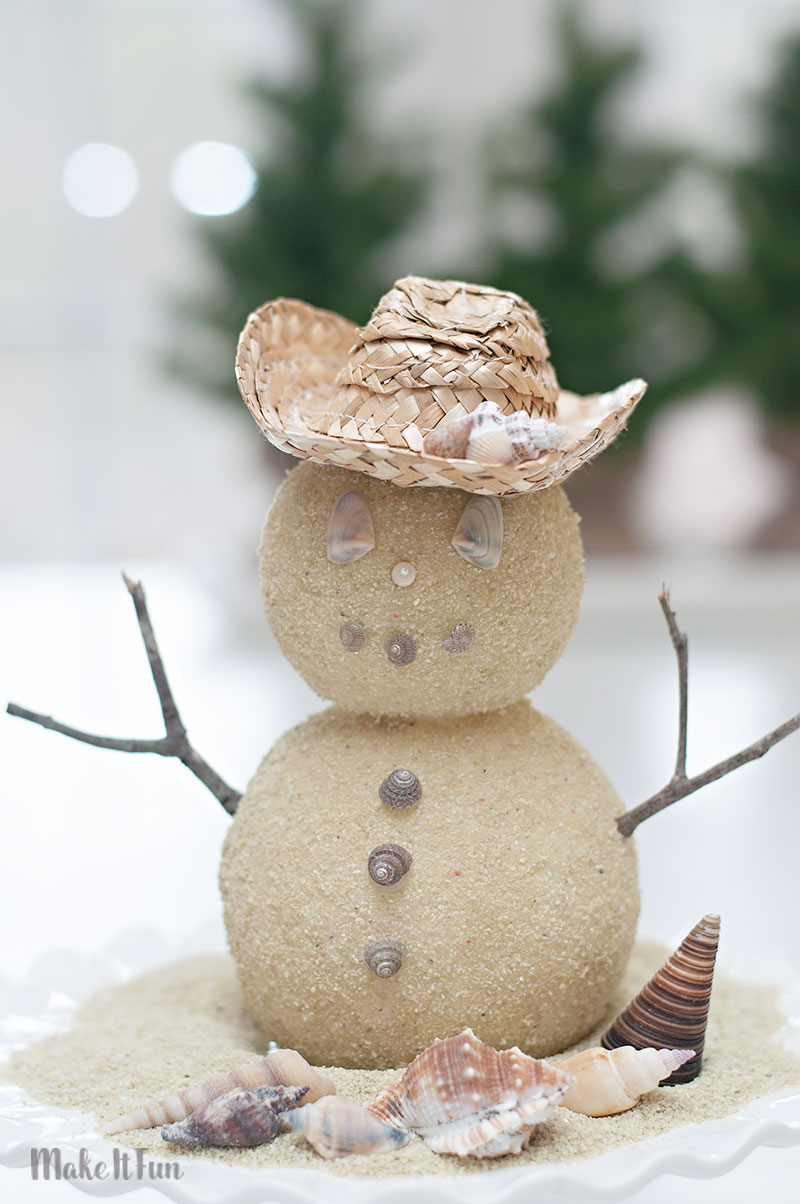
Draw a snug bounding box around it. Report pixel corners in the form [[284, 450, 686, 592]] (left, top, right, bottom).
[[378, 768, 422, 809]]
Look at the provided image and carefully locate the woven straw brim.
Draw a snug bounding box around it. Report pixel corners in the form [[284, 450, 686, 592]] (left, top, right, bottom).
[[236, 298, 647, 496]]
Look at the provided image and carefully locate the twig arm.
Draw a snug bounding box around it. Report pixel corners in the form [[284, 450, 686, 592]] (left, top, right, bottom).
[[5, 704, 168, 755], [6, 576, 242, 817], [659, 588, 688, 780], [123, 572, 183, 737], [617, 591, 799, 837], [618, 709, 800, 836]]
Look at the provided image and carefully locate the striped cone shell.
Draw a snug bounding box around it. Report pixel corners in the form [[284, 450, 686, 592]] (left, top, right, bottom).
[[601, 913, 720, 1084]]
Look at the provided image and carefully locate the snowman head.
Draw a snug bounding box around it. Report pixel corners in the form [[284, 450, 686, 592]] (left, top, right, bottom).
[[242, 276, 644, 717], [260, 462, 584, 719]]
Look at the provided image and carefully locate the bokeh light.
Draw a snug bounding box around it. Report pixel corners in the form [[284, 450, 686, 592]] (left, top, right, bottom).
[[169, 141, 257, 216], [61, 142, 139, 217]]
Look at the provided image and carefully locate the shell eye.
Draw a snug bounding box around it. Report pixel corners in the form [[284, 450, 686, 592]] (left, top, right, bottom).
[[327, 491, 375, 563], [451, 496, 503, 569]]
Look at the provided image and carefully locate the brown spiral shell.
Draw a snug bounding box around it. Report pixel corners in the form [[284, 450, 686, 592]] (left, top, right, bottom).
[[442, 622, 475, 653], [339, 620, 366, 651], [368, 843, 412, 887], [385, 632, 417, 665], [363, 936, 404, 978], [378, 768, 422, 809], [602, 913, 720, 1084]]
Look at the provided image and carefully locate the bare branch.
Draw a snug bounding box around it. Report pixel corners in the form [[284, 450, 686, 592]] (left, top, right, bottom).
[[5, 705, 168, 755], [122, 572, 183, 738], [617, 591, 799, 837], [659, 588, 688, 780], [6, 576, 242, 817]]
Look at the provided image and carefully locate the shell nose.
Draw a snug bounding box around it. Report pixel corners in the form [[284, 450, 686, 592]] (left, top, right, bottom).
[[385, 633, 417, 665]]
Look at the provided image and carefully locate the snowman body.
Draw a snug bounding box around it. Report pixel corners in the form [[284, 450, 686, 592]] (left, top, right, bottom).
[[220, 462, 639, 1068]]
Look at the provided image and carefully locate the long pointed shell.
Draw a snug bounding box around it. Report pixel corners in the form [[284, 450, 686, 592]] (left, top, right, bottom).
[[451, 495, 504, 569], [558, 1047, 695, 1116], [99, 1048, 335, 1135], [367, 1027, 574, 1159], [602, 914, 720, 1084], [161, 1084, 306, 1147], [283, 1095, 409, 1159], [327, 491, 375, 563]]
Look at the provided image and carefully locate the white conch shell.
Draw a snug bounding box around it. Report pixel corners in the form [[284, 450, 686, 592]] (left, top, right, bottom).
[[282, 1095, 409, 1158], [423, 400, 567, 467], [99, 1048, 334, 1135], [451, 495, 503, 569], [558, 1046, 695, 1116], [327, 490, 375, 563], [367, 1027, 574, 1159], [505, 412, 566, 463]]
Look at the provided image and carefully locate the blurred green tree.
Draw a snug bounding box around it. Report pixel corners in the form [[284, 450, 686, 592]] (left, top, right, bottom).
[[484, 6, 701, 422], [660, 37, 800, 420], [169, 0, 426, 403]]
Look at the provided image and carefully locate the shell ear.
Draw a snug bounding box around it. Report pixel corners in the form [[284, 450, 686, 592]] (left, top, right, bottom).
[[451, 496, 503, 569], [327, 491, 376, 563]]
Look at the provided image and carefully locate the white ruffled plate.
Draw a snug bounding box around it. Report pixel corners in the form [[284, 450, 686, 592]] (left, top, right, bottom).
[[1, 933, 799, 1204]]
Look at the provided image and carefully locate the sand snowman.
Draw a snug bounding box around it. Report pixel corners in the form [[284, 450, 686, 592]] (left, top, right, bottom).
[[225, 277, 648, 1069]]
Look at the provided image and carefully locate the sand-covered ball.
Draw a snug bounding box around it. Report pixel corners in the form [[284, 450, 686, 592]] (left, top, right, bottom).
[[220, 699, 639, 1069], [259, 462, 584, 719]]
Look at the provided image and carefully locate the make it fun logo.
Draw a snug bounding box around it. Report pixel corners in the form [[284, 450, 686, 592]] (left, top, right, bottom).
[[30, 1146, 183, 1182]]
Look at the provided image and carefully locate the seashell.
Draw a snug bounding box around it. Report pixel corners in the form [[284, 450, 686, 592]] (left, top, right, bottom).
[[368, 843, 412, 887], [471, 399, 506, 424], [282, 1095, 409, 1159], [602, 913, 720, 1084], [466, 417, 514, 465], [363, 936, 404, 978], [367, 1027, 574, 1159], [451, 495, 504, 570], [558, 1046, 695, 1116], [378, 768, 422, 808], [505, 412, 567, 463], [339, 619, 366, 650], [161, 1084, 306, 1147], [442, 622, 474, 653], [327, 491, 375, 563], [422, 411, 475, 459], [100, 1048, 335, 1135], [385, 632, 417, 665], [391, 560, 417, 587]]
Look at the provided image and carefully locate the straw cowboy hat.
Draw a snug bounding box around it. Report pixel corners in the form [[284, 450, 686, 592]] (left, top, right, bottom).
[[235, 275, 646, 495]]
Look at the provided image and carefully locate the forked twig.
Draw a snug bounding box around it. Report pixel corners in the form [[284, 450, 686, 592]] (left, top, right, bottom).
[[6, 574, 242, 816], [617, 589, 800, 837]]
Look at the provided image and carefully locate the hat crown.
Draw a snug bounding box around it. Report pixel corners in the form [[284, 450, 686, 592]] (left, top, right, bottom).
[[356, 276, 550, 356], [328, 277, 560, 440]]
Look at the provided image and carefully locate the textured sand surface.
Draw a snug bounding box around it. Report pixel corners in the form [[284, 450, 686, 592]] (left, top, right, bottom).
[[221, 699, 639, 1065], [5, 944, 798, 1179], [260, 462, 584, 718]]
